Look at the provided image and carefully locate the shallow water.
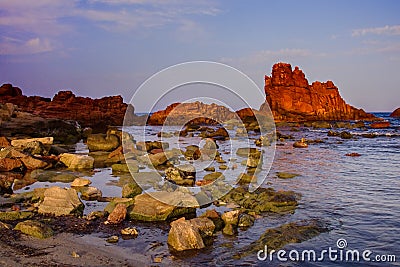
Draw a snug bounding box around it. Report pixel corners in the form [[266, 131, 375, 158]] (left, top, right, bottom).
[[15, 113, 400, 266]]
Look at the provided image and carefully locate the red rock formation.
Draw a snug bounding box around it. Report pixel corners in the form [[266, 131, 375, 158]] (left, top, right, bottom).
[[0, 84, 135, 131], [390, 108, 400, 117], [147, 102, 236, 125], [370, 121, 390, 129], [261, 63, 376, 122]]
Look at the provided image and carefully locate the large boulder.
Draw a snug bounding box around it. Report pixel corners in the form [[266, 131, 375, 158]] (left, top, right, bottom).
[[167, 217, 205, 251], [86, 133, 120, 152], [38, 186, 84, 216], [59, 153, 94, 169], [128, 191, 198, 221]]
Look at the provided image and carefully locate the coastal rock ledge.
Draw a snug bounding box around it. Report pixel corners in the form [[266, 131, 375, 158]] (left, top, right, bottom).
[[390, 107, 400, 117], [261, 63, 376, 122]]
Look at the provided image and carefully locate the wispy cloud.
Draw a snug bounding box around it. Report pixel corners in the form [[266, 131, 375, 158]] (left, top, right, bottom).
[[352, 25, 400, 37], [0, 0, 220, 55], [0, 36, 54, 55]]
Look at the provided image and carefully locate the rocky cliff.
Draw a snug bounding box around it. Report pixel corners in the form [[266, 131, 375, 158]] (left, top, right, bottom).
[[147, 102, 236, 125], [261, 63, 376, 122], [0, 84, 135, 131]]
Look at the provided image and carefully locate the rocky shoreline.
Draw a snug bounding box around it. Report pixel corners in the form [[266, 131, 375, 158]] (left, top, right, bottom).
[[0, 63, 398, 266]]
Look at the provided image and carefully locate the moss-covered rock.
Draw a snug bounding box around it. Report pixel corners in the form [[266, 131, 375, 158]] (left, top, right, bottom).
[[122, 182, 142, 198], [0, 211, 34, 221], [14, 220, 54, 239], [234, 220, 328, 259], [221, 187, 299, 214]]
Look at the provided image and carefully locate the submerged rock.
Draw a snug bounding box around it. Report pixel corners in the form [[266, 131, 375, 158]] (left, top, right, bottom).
[[235, 220, 328, 259], [14, 220, 54, 239], [221, 187, 299, 214], [38, 186, 84, 216], [276, 172, 299, 179]]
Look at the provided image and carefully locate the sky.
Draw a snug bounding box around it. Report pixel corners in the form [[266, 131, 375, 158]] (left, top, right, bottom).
[[0, 0, 399, 112]]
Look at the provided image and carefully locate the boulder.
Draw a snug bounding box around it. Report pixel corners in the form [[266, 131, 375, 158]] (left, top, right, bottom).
[[59, 153, 94, 169], [38, 186, 84, 216], [203, 172, 225, 182], [20, 141, 49, 156], [128, 192, 197, 221], [138, 152, 168, 167], [86, 133, 120, 152], [276, 172, 299, 179], [14, 220, 53, 239], [107, 203, 127, 224], [293, 139, 308, 148], [167, 217, 206, 251], [340, 131, 353, 139]]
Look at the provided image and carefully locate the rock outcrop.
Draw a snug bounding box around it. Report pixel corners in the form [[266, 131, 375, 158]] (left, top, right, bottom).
[[147, 102, 236, 125], [390, 107, 400, 117], [261, 63, 376, 122], [0, 84, 136, 132]]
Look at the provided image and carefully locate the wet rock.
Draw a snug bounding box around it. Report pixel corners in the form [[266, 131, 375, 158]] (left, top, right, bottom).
[[255, 135, 271, 147], [14, 220, 54, 239], [138, 152, 168, 167], [200, 209, 224, 231], [121, 182, 142, 198], [345, 152, 361, 157], [86, 211, 106, 221], [235, 220, 328, 259], [167, 217, 205, 251], [112, 162, 139, 173], [238, 213, 255, 228], [106, 236, 119, 243], [370, 121, 390, 129], [390, 107, 400, 117], [38, 186, 84, 216], [327, 130, 340, 137], [136, 141, 169, 152], [0, 211, 34, 221], [107, 203, 127, 224], [353, 121, 365, 128], [334, 121, 353, 129], [203, 172, 225, 182], [219, 164, 228, 170], [70, 177, 91, 187], [311, 121, 332, 129], [0, 147, 26, 159], [222, 210, 240, 235], [86, 133, 120, 152], [59, 153, 94, 169], [204, 166, 215, 172], [165, 164, 196, 186], [80, 186, 102, 201], [222, 223, 237, 235], [246, 153, 262, 168], [361, 133, 377, 138], [237, 173, 256, 184], [221, 187, 299, 214], [276, 172, 299, 179], [236, 147, 261, 158], [121, 227, 138, 237], [340, 131, 353, 139], [128, 192, 197, 221], [293, 139, 308, 148], [184, 145, 201, 160], [0, 158, 23, 172]]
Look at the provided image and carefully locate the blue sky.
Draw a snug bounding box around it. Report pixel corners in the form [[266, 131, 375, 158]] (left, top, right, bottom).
[[0, 0, 399, 112]]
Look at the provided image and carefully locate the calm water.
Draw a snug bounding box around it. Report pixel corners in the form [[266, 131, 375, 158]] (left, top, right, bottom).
[[16, 113, 400, 266]]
